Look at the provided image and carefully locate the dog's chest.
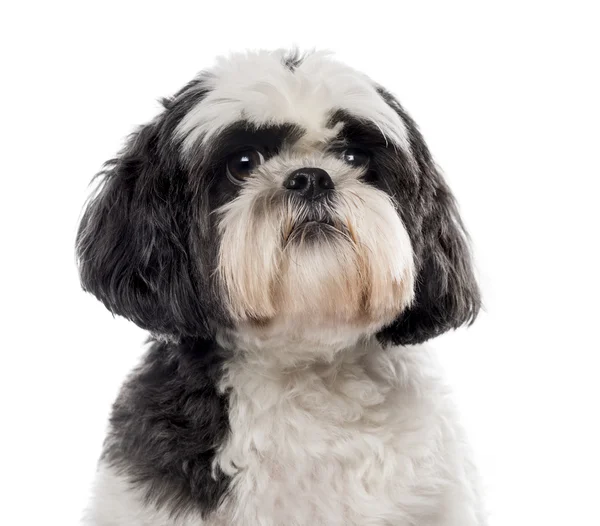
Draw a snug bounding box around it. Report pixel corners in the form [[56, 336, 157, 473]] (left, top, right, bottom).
[[214, 352, 443, 525]]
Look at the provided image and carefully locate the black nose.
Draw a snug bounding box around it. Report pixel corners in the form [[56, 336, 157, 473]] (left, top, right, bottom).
[[283, 168, 334, 199]]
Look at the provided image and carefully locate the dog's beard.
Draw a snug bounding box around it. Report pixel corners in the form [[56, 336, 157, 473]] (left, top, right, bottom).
[[217, 177, 415, 338]]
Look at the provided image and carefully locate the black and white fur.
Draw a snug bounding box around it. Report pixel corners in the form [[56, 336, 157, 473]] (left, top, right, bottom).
[[78, 50, 484, 525]]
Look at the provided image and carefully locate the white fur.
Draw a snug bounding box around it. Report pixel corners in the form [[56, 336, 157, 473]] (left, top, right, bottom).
[[85, 340, 485, 525], [175, 50, 410, 155]]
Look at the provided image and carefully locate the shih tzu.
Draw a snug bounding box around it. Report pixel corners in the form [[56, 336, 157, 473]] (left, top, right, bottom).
[[78, 50, 485, 525]]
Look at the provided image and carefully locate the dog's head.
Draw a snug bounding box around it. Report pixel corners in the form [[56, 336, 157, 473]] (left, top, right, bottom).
[[77, 50, 479, 347]]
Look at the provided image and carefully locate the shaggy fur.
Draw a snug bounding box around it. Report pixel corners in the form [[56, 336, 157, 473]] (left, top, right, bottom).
[[78, 49, 484, 525]]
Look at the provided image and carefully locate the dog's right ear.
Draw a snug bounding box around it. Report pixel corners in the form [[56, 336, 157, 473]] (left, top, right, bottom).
[[76, 113, 213, 338], [374, 87, 481, 346]]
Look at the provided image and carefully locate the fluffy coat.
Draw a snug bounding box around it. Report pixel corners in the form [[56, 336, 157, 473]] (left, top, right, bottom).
[[78, 50, 484, 525]]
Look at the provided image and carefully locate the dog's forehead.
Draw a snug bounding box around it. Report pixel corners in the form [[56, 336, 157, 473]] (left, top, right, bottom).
[[175, 50, 409, 154]]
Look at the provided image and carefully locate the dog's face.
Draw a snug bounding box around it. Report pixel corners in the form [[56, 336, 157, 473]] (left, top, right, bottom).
[[77, 50, 480, 347]]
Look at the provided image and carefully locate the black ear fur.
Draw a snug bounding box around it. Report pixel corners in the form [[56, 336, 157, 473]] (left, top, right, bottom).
[[376, 88, 481, 345], [76, 114, 213, 338]]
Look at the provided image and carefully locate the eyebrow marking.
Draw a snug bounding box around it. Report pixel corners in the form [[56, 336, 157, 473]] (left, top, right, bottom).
[[327, 110, 392, 149], [202, 121, 306, 165]]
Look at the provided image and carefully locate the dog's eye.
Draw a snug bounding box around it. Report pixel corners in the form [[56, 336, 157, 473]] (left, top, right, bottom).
[[342, 148, 369, 167], [226, 149, 264, 183]]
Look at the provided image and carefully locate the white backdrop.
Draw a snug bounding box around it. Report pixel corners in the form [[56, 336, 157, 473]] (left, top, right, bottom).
[[1, 1, 599, 525]]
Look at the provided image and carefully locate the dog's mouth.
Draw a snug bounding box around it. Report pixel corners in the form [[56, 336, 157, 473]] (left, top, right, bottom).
[[283, 215, 347, 245], [298, 217, 336, 228]]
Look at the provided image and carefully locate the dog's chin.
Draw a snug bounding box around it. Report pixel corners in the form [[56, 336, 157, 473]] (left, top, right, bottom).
[[233, 234, 411, 351]]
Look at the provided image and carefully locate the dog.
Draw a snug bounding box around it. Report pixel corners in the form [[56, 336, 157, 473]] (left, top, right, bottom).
[[78, 49, 485, 525]]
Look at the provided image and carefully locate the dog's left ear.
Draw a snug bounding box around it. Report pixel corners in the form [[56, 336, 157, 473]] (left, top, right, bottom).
[[376, 88, 481, 345], [76, 112, 214, 338]]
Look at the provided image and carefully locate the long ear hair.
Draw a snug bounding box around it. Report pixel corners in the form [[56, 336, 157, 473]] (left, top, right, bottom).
[[76, 109, 214, 338], [376, 88, 481, 345]]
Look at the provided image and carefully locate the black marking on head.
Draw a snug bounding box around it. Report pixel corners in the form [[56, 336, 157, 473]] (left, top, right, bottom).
[[282, 49, 306, 72], [327, 109, 389, 148], [327, 109, 415, 191], [207, 121, 305, 164], [103, 338, 231, 519], [161, 76, 209, 111]]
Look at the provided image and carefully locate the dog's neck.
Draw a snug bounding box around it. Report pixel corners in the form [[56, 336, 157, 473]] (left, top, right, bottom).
[[215, 324, 382, 371]]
